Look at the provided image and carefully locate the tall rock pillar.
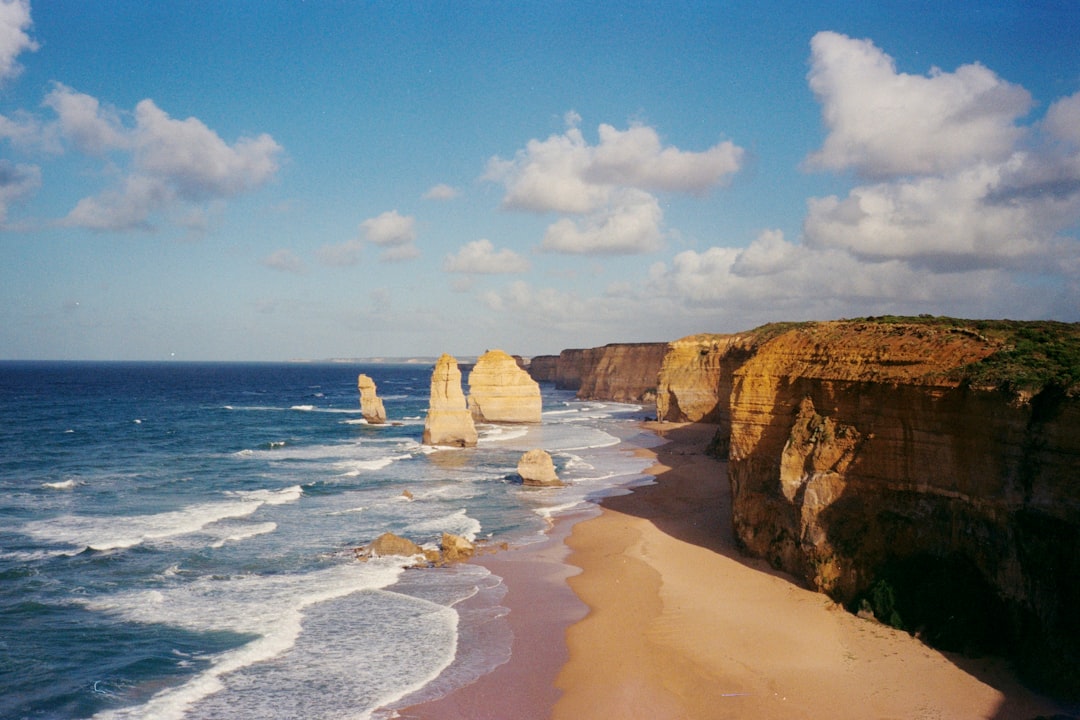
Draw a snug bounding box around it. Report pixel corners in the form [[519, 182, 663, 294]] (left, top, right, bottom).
[[357, 374, 387, 424], [422, 354, 478, 447], [468, 349, 542, 423]]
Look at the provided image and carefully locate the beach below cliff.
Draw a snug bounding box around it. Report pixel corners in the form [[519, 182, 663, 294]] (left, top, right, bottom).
[[394, 421, 1071, 720]]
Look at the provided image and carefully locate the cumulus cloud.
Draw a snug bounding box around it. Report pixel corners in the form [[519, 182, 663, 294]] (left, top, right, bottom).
[[261, 248, 305, 274], [0, 158, 39, 222], [805, 31, 1031, 178], [799, 33, 1080, 297], [0, 0, 36, 86], [39, 87, 283, 232], [539, 189, 663, 255], [443, 239, 529, 274], [485, 115, 744, 255], [423, 183, 459, 200], [360, 209, 419, 261]]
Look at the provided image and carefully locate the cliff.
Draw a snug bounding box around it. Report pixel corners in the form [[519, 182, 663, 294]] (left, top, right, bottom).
[[422, 354, 478, 447], [545, 317, 1080, 696], [467, 349, 542, 423], [527, 343, 668, 404], [722, 319, 1080, 694]]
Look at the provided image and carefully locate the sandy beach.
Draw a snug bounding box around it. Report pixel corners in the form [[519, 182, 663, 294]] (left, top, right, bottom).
[[397, 422, 1073, 720]]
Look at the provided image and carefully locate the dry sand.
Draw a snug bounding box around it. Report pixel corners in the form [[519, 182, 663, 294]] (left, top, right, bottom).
[[396, 422, 1073, 720]]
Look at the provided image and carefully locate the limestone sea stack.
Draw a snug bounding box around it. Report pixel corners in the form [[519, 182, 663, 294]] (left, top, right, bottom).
[[357, 373, 387, 424], [422, 354, 478, 447], [467, 349, 542, 423], [517, 449, 561, 486]]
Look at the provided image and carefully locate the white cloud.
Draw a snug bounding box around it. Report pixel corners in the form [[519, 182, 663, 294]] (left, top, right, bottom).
[[1044, 91, 1080, 148], [0, 0, 36, 86], [0, 158, 39, 222], [132, 99, 280, 201], [44, 84, 128, 155], [261, 248, 306, 274], [539, 189, 663, 255], [588, 123, 743, 192], [443, 239, 529, 274], [423, 183, 459, 200], [805, 31, 1031, 178], [42, 88, 283, 231], [485, 115, 744, 256], [360, 210, 419, 262], [361, 209, 415, 246], [315, 238, 364, 267]]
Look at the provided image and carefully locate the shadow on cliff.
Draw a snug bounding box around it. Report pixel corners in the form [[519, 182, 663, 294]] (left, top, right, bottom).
[[602, 421, 1078, 720]]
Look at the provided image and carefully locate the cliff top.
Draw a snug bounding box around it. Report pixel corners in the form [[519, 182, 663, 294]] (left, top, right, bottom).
[[742, 317, 1080, 395]]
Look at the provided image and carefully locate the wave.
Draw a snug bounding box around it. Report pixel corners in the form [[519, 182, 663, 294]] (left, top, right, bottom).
[[337, 454, 411, 476], [20, 486, 302, 553], [86, 561, 417, 720], [209, 522, 278, 548], [405, 508, 482, 542], [41, 479, 80, 490]]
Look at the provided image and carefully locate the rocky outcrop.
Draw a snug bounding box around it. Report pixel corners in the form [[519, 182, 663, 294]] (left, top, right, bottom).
[[527, 355, 559, 383], [440, 532, 476, 562], [724, 320, 1080, 694], [356, 531, 477, 566], [517, 449, 561, 486], [467, 349, 542, 423], [527, 343, 668, 404], [357, 373, 387, 424], [422, 354, 478, 448], [655, 333, 761, 426]]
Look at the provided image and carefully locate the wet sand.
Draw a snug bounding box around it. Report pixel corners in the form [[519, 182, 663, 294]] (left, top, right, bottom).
[[395, 422, 1070, 720]]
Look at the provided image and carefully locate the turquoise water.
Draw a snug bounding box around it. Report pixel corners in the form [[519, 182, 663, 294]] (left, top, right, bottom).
[[0, 361, 654, 719]]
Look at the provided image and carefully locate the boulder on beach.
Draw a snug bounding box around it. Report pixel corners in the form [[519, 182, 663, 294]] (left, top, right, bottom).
[[362, 532, 423, 558], [517, 448, 562, 486], [467, 349, 542, 424], [440, 532, 476, 563], [357, 374, 387, 424], [422, 354, 478, 448]]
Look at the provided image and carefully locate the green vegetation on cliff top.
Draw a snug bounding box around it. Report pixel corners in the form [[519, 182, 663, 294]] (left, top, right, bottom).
[[751, 316, 1080, 394]]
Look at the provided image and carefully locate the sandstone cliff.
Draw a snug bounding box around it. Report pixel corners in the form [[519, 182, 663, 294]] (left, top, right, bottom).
[[527, 343, 668, 404], [467, 349, 542, 423], [357, 373, 387, 424], [527, 354, 559, 383], [543, 317, 1080, 695], [422, 354, 478, 448], [723, 319, 1080, 694]]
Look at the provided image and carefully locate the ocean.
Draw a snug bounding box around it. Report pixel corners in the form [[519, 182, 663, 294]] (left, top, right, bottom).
[[0, 361, 657, 719]]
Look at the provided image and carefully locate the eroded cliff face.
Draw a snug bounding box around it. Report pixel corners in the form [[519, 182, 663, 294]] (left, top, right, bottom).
[[527, 343, 668, 404], [725, 321, 1080, 693], [655, 333, 760, 427]]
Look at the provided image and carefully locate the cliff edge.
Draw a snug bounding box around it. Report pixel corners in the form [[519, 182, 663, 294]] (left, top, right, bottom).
[[546, 317, 1080, 697]]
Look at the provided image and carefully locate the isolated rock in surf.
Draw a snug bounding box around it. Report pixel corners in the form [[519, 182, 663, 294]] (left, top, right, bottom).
[[422, 354, 478, 447], [517, 448, 562, 486], [357, 373, 387, 424], [468, 349, 542, 423]]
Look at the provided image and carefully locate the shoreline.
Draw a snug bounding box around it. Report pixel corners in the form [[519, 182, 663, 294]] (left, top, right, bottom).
[[392, 421, 1073, 719]]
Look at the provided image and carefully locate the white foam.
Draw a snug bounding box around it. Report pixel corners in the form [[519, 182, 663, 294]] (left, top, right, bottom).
[[209, 522, 278, 548], [88, 561, 409, 720], [290, 405, 316, 411], [405, 509, 482, 542], [42, 479, 80, 490], [22, 487, 300, 552]]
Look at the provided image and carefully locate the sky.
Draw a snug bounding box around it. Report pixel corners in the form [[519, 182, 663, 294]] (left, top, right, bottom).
[[1, 1, 1079, 361]]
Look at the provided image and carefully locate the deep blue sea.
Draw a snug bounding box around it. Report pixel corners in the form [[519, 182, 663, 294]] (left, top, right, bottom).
[[0, 361, 656, 719]]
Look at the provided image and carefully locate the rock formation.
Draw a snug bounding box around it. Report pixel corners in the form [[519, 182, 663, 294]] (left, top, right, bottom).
[[546, 317, 1080, 695], [357, 373, 387, 424], [440, 532, 476, 562], [527, 354, 559, 382], [422, 354, 478, 448], [517, 449, 561, 486], [526, 343, 668, 404], [655, 333, 760, 425], [362, 532, 424, 559], [467, 349, 542, 423]]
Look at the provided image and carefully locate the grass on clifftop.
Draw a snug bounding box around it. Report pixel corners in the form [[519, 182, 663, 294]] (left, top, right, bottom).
[[850, 316, 1080, 394], [748, 316, 1080, 394]]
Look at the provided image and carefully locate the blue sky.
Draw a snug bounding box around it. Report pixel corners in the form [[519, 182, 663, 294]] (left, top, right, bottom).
[[2, 1, 1079, 360]]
